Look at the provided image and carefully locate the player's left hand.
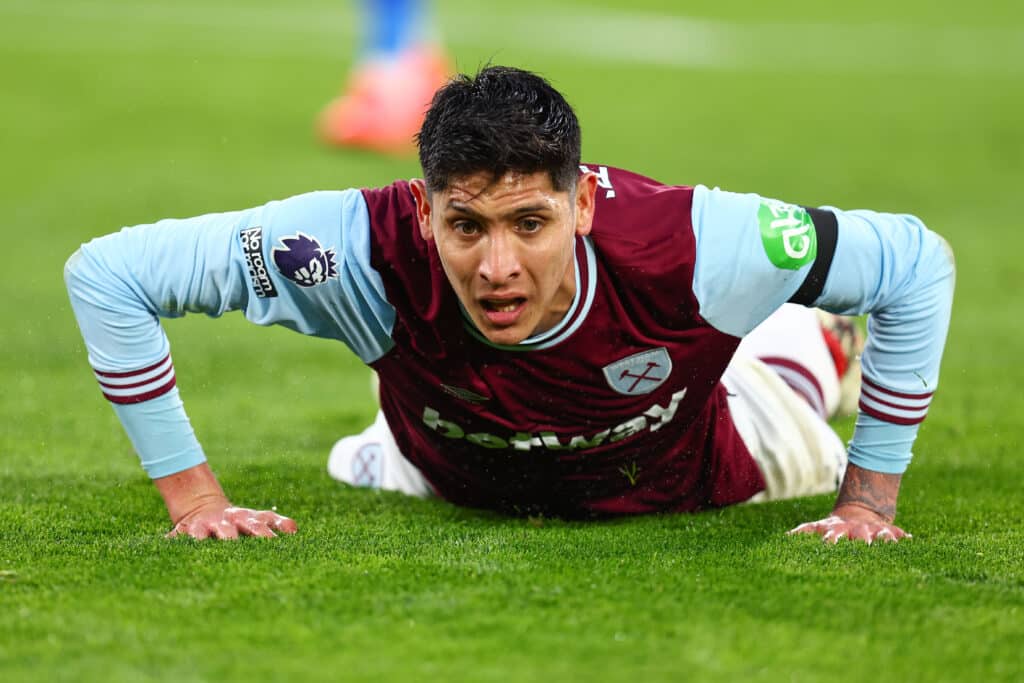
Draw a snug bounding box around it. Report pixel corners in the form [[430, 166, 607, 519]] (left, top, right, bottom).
[[166, 505, 298, 540], [787, 504, 911, 544]]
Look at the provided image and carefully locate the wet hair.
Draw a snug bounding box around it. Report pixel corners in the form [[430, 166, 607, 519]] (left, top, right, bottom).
[[416, 65, 582, 195]]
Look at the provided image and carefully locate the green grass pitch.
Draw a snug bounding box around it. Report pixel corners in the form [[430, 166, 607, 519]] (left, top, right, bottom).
[[2, 0, 1022, 680]]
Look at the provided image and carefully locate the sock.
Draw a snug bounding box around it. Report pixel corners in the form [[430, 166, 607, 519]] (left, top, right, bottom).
[[362, 0, 427, 59]]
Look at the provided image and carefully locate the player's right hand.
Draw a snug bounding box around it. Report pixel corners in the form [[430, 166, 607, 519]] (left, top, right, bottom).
[[166, 504, 298, 540]]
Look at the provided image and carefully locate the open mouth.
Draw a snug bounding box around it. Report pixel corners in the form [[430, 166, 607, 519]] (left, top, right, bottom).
[[480, 297, 527, 325], [482, 298, 525, 313]]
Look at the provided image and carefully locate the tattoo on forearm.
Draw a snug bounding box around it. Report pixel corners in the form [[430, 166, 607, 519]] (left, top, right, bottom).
[[835, 464, 901, 522]]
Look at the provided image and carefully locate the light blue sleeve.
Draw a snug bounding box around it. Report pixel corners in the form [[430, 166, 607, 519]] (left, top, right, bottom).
[[815, 209, 954, 474], [690, 185, 813, 337], [691, 185, 955, 474], [64, 190, 396, 478]]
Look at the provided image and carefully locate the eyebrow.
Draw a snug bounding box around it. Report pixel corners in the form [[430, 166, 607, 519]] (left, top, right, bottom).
[[444, 202, 553, 220]]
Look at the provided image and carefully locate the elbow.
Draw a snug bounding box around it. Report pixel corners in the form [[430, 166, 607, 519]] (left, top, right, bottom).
[[925, 228, 956, 288], [64, 245, 106, 303], [64, 248, 85, 292], [909, 214, 955, 288], [910, 224, 957, 311], [938, 233, 955, 277]]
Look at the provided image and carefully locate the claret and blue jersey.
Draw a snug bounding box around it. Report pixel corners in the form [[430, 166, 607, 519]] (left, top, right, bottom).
[[64, 165, 954, 515]]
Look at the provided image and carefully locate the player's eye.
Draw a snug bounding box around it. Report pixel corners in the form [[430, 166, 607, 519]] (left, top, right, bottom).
[[518, 218, 543, 233], [453, 220, 480, 236]]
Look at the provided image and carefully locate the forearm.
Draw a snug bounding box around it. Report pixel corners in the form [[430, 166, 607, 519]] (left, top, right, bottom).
[[816, 211, 954, 473], [833, 463, 902, 523], [154, 462, 230, 525], [64, 223, 237, 477]]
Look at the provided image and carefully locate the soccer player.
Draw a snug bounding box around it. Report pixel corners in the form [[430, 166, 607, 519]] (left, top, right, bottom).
[[317, 0, 449, 153], [64, 66, 954, 544]]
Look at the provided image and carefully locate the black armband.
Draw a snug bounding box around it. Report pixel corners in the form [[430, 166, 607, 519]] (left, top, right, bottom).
[[788, 207, 838, 306]]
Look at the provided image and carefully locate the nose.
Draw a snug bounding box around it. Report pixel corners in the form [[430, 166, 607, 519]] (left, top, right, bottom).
[[478, 230, 521, 285]]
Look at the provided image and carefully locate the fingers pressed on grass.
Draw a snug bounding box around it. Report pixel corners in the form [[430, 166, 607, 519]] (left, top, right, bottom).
[[238, 518, 276, 538], [211, 520, 239, 540], [271, 516, 298, 534]]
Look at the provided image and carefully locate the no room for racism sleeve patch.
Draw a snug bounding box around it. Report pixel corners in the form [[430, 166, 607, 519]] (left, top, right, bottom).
[[757, 199, 817, 270]]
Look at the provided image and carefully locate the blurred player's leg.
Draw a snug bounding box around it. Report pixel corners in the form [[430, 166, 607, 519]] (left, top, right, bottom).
[[318, 0, 450, 153], [737, 304, 863, 420], [327, 410, 435, 496], [727, 304, 863, 501], [723, 352, 848, 502]]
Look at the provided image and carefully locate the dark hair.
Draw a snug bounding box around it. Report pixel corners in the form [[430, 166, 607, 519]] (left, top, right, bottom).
[[416, 66, 581, 194]]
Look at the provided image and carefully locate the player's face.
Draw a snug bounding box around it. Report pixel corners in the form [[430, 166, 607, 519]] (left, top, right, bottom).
[[411, 170, 598, 345]]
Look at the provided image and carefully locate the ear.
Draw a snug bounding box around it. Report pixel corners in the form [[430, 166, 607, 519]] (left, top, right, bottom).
[[409, 178, 434, 242], [574, 171, 598, 237]]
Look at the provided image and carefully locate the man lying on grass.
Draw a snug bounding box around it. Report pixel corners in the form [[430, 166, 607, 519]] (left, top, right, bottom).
[[65, 66, 954, 544]]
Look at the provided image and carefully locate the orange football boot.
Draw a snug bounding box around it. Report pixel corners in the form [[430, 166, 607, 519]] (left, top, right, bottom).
[[317, 47, 451, 154]]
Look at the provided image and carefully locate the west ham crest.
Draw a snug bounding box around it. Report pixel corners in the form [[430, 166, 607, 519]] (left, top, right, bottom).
[[602, 348, 672, 396], [272, 232, 338, 287], [351, 443, 383, 487]]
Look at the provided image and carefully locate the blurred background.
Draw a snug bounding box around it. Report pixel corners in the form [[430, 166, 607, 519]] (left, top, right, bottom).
[[2, 0, 1022, 492], [2, 1, 1023, 679]]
